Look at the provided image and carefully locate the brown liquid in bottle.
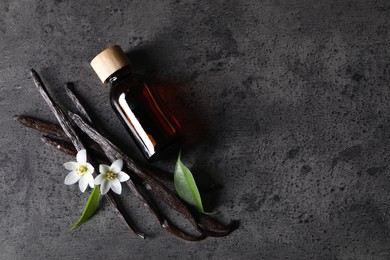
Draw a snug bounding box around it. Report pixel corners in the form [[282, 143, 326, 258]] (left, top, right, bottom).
[[109, 70, 182, 160], [91, 45, 183, 161]]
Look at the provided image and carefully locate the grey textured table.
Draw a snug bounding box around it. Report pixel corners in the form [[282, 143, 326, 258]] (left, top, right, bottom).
[[1, 0, 390, 259]]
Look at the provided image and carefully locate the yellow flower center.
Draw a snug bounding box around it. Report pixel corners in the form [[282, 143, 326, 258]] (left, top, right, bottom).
[[106, 171, 117, 180], [77, 165, 88, 176]]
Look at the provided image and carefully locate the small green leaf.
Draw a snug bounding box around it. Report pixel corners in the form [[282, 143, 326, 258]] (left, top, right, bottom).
[[69, 186, 100, 230], [174, 152, 204, 213]]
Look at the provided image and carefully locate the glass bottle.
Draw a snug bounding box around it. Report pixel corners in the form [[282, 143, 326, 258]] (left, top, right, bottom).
[[91, 45, 183, 161]]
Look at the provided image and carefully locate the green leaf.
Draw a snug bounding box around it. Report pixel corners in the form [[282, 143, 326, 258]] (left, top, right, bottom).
[[69, 186, 100, 230], [174, 152, 204, 213]]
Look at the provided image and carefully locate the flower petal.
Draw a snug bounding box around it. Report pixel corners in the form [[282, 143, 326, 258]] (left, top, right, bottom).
[[78, 175, 89, 192], [110, 179, 122, 194], [77, 149, 87, 164], [94, 174, 106, 185], [64, 171, 81, 185], [87, 174, 95, 188], [110, 159, 123, 173], [99, 164, 110, 174], [117, 171, 130, 182], [101, 180, 111, 195], [63, 161, 78, 170], [86, 163, 95, 174]]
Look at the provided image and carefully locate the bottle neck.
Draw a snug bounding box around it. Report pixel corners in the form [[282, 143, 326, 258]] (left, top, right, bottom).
[[106, 65, 132, 85]]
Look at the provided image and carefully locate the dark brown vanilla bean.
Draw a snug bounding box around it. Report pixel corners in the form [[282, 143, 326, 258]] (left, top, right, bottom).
[[125, 178, 204, 241], [15, 115, 67, 139], [64, 83, 202, 240], [16, 114, 104, 159], [30, 69, 84, 151], [41, 135, 77, 156], [196, 212, 238, 234], [30, 69, 145, 239], [196, 217, 237, 237], [105, 191, 145, 239], [64, 83, 93, 123], [142, 164, 173, 182]]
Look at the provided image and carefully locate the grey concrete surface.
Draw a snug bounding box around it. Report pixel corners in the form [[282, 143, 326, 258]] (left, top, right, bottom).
[[1, 0, 390, 259]]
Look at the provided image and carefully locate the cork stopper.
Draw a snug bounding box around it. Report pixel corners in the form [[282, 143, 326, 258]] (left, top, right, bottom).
[[90, 45, 130, 83]]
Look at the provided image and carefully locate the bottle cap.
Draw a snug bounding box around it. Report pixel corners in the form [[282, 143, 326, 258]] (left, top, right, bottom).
[[90, 45, 130, 83]]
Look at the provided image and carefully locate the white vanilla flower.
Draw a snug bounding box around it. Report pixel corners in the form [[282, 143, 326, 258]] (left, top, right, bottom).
[[94, 159, 130, 195], [63, 149, 95, 192]]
